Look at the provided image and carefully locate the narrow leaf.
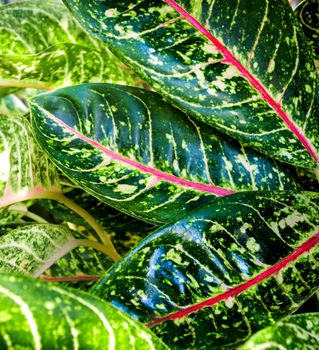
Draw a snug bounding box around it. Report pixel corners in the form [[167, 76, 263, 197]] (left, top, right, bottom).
[[0, 273, 168, 349], [295, 0, 319, 76], [240, 313, 319, 350], [63, 0, 319, 168], [92, 191, 319, 349], [30, 84, 300, 225], [0, 0, 142, 90]]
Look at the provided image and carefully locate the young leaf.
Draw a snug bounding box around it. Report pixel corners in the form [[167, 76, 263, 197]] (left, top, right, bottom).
[[0, 273, 169, 349], [240, 313, 319, 350], [30, 84, 300, 225], [0, 224, 112, 277], [63, 0, 319, 168], [91, 191, 319, 349], [0, 0, 142, 90], [0, 114, 61, 208], [295, 0, 319, 76]]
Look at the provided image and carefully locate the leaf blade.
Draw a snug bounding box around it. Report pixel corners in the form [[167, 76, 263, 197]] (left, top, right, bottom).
[[91, 191, 319, 349], [0, 273, 168, 349], [63, 0, 319, 168], [30, 84, 300, 224]]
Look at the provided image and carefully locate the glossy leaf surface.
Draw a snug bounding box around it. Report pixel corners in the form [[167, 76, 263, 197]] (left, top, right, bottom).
[[30, 84, 300, 225], [241, 313, 319, 350], [0, 224, 112, 278], [0, 0, 142, 90], [0, 115, 60, 208], [0, 273, 168, 349], [296, 0, 319, 76], [63, 0, 319, 168], [92, 191, 319, 349]]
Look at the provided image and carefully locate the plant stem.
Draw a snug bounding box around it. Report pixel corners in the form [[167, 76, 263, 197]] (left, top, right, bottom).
[[314, 166, 319, 185]]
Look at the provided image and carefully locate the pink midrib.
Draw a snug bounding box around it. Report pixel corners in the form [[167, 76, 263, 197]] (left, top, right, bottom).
[[164, 0, 319, 164], [147, 231, 319, 328], [42, 109, 234, 196]]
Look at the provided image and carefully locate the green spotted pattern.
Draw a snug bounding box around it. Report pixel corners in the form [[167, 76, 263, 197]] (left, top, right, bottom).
[[63, 0, 319, 168], [0, 224, 112, 278], [0, 115, 60, 208], [295, 0, 319, 76], [30, 84, 300, 225], [0, 273, 168, 350], [240, 313, 319, 349], [0, 0, 142, 90], [92, 191, 319, 349]]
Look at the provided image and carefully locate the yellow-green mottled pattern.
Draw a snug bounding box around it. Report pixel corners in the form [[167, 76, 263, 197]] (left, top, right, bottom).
[[0, 273, 168, 349], [0, 0, 142, 89], [0, 224, 112, 278], [240, 313, 319, 349], [92, 191, 319, 349], [63, 0, 319, 168], [0, 115, 60, 205], [30, 84, 300, 225], [295, 0, 319, 76]]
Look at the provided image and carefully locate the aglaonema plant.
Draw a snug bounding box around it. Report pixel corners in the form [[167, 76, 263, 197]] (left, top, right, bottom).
[[0, 0, 318, 349]]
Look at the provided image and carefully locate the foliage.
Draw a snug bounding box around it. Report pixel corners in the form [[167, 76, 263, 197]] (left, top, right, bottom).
[[0, 0, 318, 349]]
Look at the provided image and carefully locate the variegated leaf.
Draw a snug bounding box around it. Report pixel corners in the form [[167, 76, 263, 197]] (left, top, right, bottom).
[[0, 115, 60, 208], [0, 0, 143, 90], [92, 191, 319, 349], [0, 273, 169, 350], [295, 0, 319, 76], [240, 313, 319, 350], [30, 84, 300, 225], [0, 224, 112, 278], [63, 0, 319, 168]]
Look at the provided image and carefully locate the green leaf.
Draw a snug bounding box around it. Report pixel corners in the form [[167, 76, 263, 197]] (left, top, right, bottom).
[[0, 0, 143, 90], [91, 191, 319, 349], [63, 0, 319, 168], [0, 115, 60, 208], [30, 84, 300, 225], [0, 224, 112, 277], [240, 313, 319, 350], [295, 0, 319, 76], [0, 273, 169, 349]]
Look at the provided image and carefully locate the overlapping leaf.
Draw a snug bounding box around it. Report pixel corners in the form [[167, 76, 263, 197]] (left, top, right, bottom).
[[0, 224, 112, 278], [0, 0, 142, 90], [30, 84, 300, 225], [0, 273, 168, 349], [92, 191, 319, 349], [295, 0, 319, 76], [0, 115, 60, 208], [240, 313, 319, 349], [63, 0, 319, 168]]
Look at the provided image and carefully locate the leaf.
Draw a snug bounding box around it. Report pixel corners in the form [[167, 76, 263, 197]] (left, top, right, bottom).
[[0, 0, 143, 90], [30, 84, 300, 225], [91, 191, 319, 349], [0, 273, 169, 350], [0, 114, 61, 208], [295, 0, 319, 76], [0, 224, 112, 278], [0, 93, 28, 115], [240, 313, 319, 350], [63, 0, 319, 168]]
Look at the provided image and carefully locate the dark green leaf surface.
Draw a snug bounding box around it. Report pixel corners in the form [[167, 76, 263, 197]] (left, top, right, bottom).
[[92, 191, 319, 349], [0, 273, 168, 349], [63, 0, 319, 168], [0, 0, 142, 90], [296, 0, 319, 76], [0, 115, 60, 208], [30, 84, 300, 225], [0, 224, 112, 278], [240, 313, 319, 350]]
